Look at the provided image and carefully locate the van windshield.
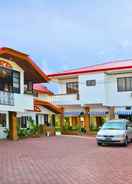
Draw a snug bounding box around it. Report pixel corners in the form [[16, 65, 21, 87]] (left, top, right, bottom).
[[102, 121, 126, 130]]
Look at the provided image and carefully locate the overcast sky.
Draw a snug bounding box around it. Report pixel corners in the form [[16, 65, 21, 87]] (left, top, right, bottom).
[[1, 0, 132, 74]]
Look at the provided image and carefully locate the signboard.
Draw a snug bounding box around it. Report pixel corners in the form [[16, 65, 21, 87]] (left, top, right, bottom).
[[0, 60, 12, 69]]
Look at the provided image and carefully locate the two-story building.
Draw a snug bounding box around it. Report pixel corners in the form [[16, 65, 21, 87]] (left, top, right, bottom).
[[19, 84, 62, 129], [48, 60, 132, 130], [0, 47, 49, 140]]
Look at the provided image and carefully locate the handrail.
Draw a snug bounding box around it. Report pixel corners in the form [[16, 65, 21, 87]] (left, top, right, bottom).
[[0, 90, 14, 106]]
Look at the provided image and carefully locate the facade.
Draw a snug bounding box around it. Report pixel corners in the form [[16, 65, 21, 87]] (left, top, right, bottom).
[[0, 47, 56, 140], [48, 59, 132, 130], [19, 84, 62, 130]]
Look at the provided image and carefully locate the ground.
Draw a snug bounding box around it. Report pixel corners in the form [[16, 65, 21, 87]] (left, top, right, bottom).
[[0, 136, 132, 184]]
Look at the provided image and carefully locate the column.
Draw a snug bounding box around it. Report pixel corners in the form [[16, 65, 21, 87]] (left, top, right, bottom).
[[60, 107, 64, 131], [109, 107, 115, 120], [9, 111, 18, 140], [84, 107, 90, 130]]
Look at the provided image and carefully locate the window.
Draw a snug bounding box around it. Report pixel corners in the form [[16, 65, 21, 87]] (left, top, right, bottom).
[[86, 80, 96, 86], [0, 113, 6, 127], [21, 116, 28, 128], [13, 71, 20, 93], [0, 67, 12, 92], [24, 81, 33, 94], [117, 77, 132, 92], [66, 82, 78, 94], [44, 114, 48, 125]]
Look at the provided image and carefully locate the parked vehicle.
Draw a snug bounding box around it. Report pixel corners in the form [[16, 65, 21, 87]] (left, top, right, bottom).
[[96, 119, 132, 146]]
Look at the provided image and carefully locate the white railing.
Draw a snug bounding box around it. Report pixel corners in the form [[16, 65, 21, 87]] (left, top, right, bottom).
[[0, 90, 14, 106], [49, 93, 80, 105]]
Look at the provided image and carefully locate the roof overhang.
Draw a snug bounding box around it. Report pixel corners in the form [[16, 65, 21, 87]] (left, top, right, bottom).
[[48, 65, 132, 78], [34, 99, 63, 114], [0, 47, 48, 83]]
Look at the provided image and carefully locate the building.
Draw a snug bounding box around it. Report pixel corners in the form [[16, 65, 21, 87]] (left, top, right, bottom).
[[48, 59, 132, 130], [0, 47, 62, 140], [19, 84, 63, 130]]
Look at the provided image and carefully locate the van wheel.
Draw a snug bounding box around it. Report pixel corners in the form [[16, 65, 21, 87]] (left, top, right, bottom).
[[97, 142, 102, 146], [123, 137, 128, 147]]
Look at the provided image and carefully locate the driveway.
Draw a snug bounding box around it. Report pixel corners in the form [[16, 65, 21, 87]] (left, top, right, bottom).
[[0, 136, 132, 184]]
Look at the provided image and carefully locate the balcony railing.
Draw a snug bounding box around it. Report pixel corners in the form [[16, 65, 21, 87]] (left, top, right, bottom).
[[49, 93, 80, 105], [0, 91, 14, 106]]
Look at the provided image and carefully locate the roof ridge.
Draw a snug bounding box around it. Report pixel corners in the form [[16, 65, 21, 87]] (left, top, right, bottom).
[[49, 59, 132, 76]]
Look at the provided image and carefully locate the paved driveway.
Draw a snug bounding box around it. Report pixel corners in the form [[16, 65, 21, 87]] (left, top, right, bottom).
[[0, 136, 132, 184]]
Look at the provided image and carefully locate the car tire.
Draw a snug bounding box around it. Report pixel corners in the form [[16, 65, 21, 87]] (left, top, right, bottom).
[[97, 142, 102, 146], [123, 137, 128, 147]]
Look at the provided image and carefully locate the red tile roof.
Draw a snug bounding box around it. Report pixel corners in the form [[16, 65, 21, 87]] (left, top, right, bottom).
[[48, 59, 132, 77], [33, 84, 54, 95]]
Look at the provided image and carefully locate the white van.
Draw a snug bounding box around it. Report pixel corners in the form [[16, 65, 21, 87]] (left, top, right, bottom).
[[96, 119, 132, 146]]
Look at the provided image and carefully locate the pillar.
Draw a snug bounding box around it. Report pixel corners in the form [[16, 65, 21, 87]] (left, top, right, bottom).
[[60, 107, 64, 131], [84, 107, 90, 130], [109, 107, 115, 120], [9, 112, 18, 140]]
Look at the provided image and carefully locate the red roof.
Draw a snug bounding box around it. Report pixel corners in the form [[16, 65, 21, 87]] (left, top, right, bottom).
[[33, 84, 54, 95], [48, 59, 132, 77], [0, 47, 48, 82]]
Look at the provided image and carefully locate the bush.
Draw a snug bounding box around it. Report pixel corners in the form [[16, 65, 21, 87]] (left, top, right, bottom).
[[55, 127, 61, 132], [80, 127, 86, 133], [17, 121, 40, 138]]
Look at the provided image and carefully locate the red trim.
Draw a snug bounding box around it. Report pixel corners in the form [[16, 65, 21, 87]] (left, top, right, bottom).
[[33, 84, 54, 95], [48, 65, 132, 77]]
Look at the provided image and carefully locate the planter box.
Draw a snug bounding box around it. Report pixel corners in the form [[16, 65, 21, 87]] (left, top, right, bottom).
[[62, 130, 80, 136], [55, 131, 61, 136]]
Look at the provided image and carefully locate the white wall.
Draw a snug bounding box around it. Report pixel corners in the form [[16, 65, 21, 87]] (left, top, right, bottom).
[[105, 73, 132, 106], [0, 58, 34, 112], [50, 70, 132, 108], [79, 73, 105, 105], [0, 94, 33, 112]]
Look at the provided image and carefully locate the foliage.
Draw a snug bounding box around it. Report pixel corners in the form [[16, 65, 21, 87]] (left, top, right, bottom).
[[55, 127, 62, 132], [80, 127, 86, 133], [17, 120, 40, 138]]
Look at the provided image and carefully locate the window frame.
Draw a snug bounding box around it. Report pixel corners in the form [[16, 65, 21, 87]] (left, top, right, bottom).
[[66, 81, 79, 94], [86, 80, 96, 87], [117, 77, 132, 92], [12, 70, 20, 94]]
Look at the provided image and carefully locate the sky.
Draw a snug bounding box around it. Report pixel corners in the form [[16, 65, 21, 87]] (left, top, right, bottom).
[[1, 0, 132, 75]]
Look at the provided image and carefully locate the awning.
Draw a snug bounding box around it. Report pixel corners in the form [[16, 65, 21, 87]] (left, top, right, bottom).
[[64, 111, 108, 116], [88, 112, 108, 116], [64, 112, 81, 116], [115, 111, 132, 115]]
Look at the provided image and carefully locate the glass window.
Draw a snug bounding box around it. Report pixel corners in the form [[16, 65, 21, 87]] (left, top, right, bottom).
[[102, 121, 126, 130], [117, 77, 132, 92], [24, 81, 33, 94], [86, 80, 96, 86], [44, 114, 48, 125], [13, 71, 20, 93], [21, 116, 27, 128], [0, 67, 12, 92], [0, 113, 6, 127], [66, 82, 78, 94]]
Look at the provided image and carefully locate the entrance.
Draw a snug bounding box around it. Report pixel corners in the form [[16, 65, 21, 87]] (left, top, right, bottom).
[[0, 113, 7, 127], [0, 113, 7, 139]]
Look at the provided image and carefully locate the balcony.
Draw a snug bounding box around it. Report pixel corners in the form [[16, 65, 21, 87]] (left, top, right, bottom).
[[0, 90, 14, 106], [49, 93, 80, 105]]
